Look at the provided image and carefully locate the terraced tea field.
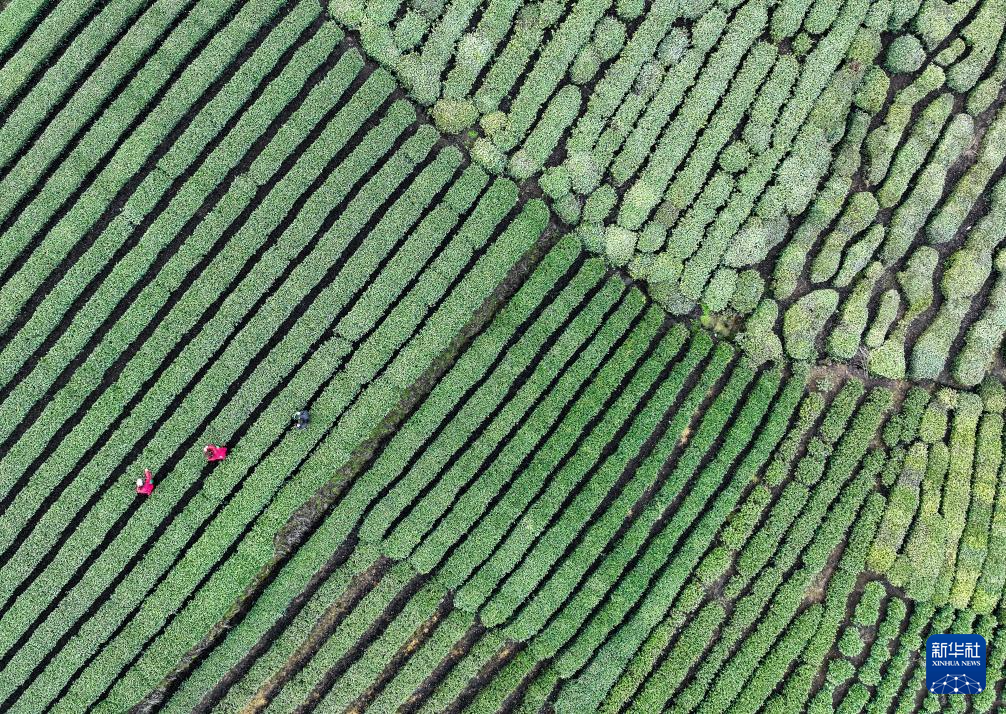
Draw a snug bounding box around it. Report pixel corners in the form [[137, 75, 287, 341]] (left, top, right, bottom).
[[5, 0, 1006, 710]]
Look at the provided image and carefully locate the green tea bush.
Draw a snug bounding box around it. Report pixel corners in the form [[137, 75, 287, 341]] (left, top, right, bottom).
[[616, 0, 643, 18], [865, 63, 944, 184], [605, 225, 638, 266], [570, 45, 602, 85], [783, 289, 839, 359], [883, 385, 930, 446], [837, 627, 864, 658], [913, 0, 955, 47], [739, 299, 784, 365], [719, 141, 752, 174], [821, 380, 866, 444], [885, 34, 925, 73], [592, 16, 626, 60], [942, 248, 992, 300], [864, 289, 901, 349], [854, 580, 887, 625], [897, 245, 938, 312], [730, 269, 765, 315], [637, 222, 666, 253], [980, 377, 1006, 413], [847, 25, 883, 64], [836, 230, 886, 290], [854, 66, 890, 114], [827, 657, 856, 685], [773, 176, 849, 300], [771, 0, 815, 41], [704, 268, 737, 312], [946, 3, 1004, 91]]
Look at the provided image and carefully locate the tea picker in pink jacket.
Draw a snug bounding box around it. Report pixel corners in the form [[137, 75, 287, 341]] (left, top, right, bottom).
[[136, 469, 155, 496], [204, 444, 228, 462]]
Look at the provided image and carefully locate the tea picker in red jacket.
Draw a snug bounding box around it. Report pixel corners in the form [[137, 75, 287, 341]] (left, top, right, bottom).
[[136, 469, 155, 496], [204, 444, 228, 462]]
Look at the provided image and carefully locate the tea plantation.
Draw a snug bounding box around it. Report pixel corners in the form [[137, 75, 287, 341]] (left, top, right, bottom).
[[3, 0, 1006, 710]]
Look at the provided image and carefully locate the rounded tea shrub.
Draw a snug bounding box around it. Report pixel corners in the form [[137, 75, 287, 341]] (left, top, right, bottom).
[[885, 34, 925, 74]]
